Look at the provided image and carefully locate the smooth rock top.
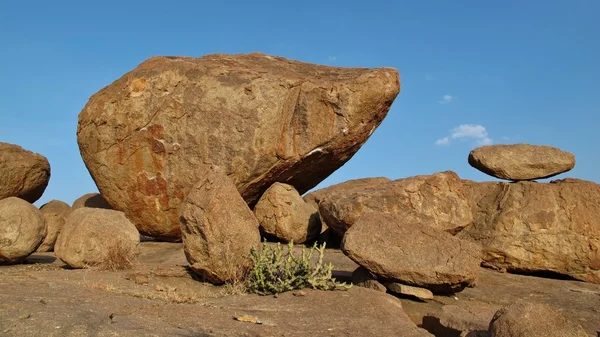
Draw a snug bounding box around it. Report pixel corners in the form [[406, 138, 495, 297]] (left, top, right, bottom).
[[468, 144, 575, 181], [39, 200, 72, 218], [0, 142, 50, 203], [488, 302, 588, 337], [77, 52, 400, 239], [71, 193, 112, 210]]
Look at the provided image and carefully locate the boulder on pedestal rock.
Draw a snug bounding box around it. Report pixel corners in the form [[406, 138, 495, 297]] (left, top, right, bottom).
[[0, 142, 50, 203], [71, 193, 112, 210], [488, 302, 588, 337], [468, 144, 575, 181], [76, 52, 400, 239], [253, 183, 320, 243], [180, 165, 261, 284], [54, 208, 140, 269], [320, 171, 472, 236], [0, 197, 46, 263], [342, 212, 481, 293], [459, 178, 600, 283]]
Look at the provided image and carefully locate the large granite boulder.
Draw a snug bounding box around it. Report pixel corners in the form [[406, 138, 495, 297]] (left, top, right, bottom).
[[180, 165, 261, 284], [488, 302, 588, 337], [37, 200, 73, 252], [253, 183, 320, 243], [39, 200, 72, 218], [77, 52, 400, 239], [0, 197, 46, 263], [55, 208, 140, 269], [459, 178, 600, 283], [468, 144, 575, 181], [320, 171, 472, 236], [342, 212, 481, 293], [0, 142, 50, 203]]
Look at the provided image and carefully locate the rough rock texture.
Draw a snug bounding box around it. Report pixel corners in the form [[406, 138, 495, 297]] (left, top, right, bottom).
[[423, 303, 498, 337], [76, 52, 401, 239], [342, 212, 481, 293], [54, 208, 140, 269], [180, 165, 261, 284], [0, 142, 50, 203], [36, 212, 65, 252], [459, 178, 600, 283], [488, 302, 588, 337], [0, 197, 46, 263], [253, 183, 320, 243], [351, 266, 387, 292], [39, 199, 72, 218], [71, 193, 112, 210], [320, 171, 472, 236], [385, 282, 434, 301], [468, 144, 575, 181]]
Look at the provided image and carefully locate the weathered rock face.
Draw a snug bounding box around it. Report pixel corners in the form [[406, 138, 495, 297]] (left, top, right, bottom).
[[253, 183, 320, 243], [320, 171, 472, 236], [36, 213, 65, 252], [54, 208, 140, 269], [342, 212, 481, 293], [71, 193, 112, 210], [0, 142, 50, 203], [468, 144, 575, 181], [488, 302, 588, 337], [0, 197, 46, 263], [459, 178, 600, 283], [39, 200, 72, 218], [180, 165, 261, 284], [77, 52, 400, 239]]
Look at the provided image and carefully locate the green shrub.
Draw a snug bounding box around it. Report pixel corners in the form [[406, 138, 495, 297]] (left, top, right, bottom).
[[244, 240, 351, 295]]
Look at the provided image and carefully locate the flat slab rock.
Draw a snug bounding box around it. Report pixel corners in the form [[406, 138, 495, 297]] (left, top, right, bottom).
[[468, 144, 575, 181], [76, 52, 400, 239]]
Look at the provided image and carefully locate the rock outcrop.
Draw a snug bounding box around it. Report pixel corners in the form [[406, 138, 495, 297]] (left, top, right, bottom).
[[55, 208, 140, 269], [468, 144, 575, 181], [180, 165, 261, 284], [253, 183, 320, 243], [76, 52, 400, 239], [320, 171, 472, 236], [342, 212, 481, 293], [0, 142, 50, 203], [459, 178, 600, 283], [488, 302, 588, 337], [0, 197, 46, 263], [36, 212, 65, 252]]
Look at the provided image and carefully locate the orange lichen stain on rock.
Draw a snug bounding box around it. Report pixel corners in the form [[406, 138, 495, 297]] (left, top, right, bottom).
[[130, 78, 147, 97], [147, 124, 165, 139]]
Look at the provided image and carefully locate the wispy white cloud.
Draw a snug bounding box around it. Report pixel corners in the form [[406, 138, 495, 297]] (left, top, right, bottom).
[[439, 94, 454, 104], [435, 124, 493, 146], [328, 56, 337, 61]]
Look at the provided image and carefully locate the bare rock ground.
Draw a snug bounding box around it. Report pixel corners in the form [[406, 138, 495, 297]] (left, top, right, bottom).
[[1, 242, 599, 336]]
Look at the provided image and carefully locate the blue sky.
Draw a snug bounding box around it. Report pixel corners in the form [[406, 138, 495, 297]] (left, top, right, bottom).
[[1, 1, 598, 206]]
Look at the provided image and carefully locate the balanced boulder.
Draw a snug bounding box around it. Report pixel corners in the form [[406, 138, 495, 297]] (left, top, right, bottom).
[[342, 212, 481, 293], [320, 171, 472, 236], [180, 165, 261, 284], [0, 142, 50, 203], [488, 302, 588, 337], [55, 208, 140, 269], [0, 197, 46, 263], [253, 183, 320, 243], [459, 178, 600, 283], [76, 52, 400, 239], [468, 144, 575, 181]]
